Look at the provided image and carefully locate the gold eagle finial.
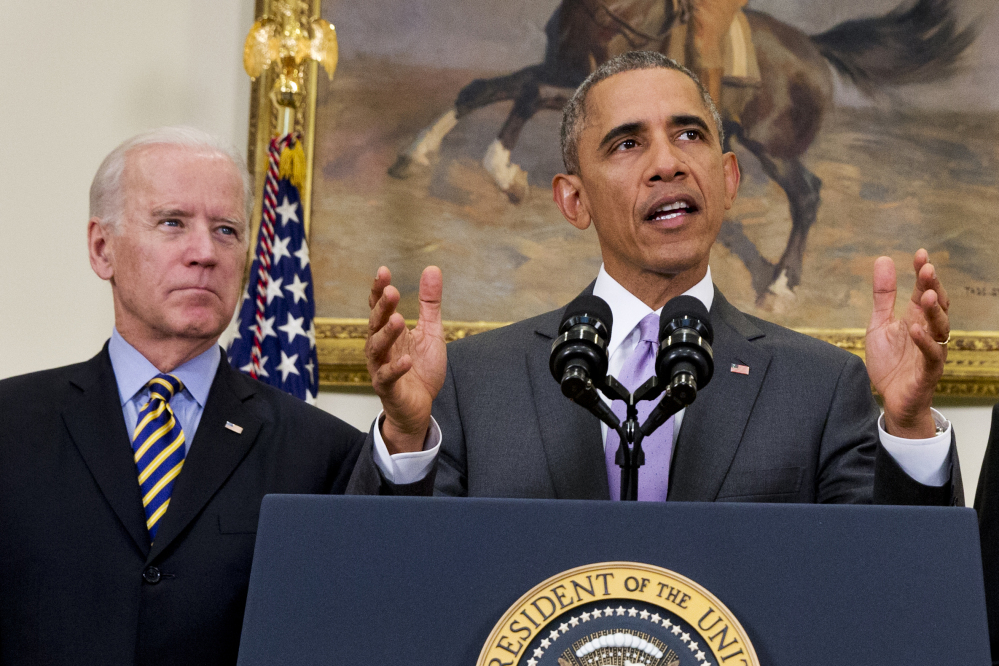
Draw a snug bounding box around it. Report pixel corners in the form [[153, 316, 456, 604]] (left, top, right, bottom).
[[243, 0, 339, 136], [244, 0, 338, 82]]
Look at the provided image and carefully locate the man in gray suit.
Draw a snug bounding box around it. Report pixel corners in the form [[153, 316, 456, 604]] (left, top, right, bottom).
[[369, 51, 959, 503]]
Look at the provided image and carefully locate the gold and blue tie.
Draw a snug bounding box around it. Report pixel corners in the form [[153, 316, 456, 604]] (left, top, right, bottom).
[[132, 374, 186, 541]]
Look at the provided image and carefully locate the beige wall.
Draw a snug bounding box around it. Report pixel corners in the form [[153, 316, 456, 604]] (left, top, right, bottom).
[[0, 0, 994, 503]]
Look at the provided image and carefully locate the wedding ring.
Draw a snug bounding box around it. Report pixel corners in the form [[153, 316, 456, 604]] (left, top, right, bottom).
[[936, 332, 951, 346]]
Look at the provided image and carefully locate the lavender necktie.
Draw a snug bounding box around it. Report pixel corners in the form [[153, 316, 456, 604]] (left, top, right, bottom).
[[605, 312, 674, 501]]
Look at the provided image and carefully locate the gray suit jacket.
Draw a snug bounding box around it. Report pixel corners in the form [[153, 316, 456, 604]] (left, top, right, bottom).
[[432, 287, 961, 505]]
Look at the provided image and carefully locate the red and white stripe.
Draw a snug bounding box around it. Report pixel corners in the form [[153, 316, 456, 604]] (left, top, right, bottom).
[[249, 133, 294, 378]]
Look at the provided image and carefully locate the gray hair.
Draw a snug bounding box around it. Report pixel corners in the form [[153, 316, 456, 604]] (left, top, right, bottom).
[[89, 125, 252, 232], [560, 51, 724, 175]]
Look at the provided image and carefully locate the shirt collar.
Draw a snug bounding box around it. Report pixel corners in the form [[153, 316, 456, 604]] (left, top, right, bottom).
[[108, 328, 221, 408], [592, 265, 714, 358]]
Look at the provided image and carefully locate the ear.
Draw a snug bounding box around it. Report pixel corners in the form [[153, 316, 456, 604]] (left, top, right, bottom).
[[88, 218, 115, 281], [721, 152, 741, 210], [552, 173, 592, 230]]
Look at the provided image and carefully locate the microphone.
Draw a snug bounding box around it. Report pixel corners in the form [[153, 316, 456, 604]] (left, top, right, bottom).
[[656, 295, 714, 401], [549, 295, 619, 428], [640, 296, 714, 437]]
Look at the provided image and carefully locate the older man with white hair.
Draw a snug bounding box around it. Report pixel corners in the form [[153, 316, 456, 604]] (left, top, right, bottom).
[[0, 126, 446, 665]]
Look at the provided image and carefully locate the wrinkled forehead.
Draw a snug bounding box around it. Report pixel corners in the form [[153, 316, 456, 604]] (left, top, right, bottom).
[[582, 68, 711, 135], [122, 145, 245, 210]]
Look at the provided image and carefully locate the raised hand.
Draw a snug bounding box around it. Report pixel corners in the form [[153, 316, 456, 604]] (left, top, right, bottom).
[[865, 249, 950, 439], [365, 266, 446, 453]]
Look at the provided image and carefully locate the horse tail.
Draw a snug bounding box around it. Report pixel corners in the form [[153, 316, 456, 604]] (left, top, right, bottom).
[[810, 0, 976, 97]]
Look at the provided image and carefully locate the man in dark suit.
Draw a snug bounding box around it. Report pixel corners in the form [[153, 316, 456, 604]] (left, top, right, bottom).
[[0, 127, 446, 665], [974, 408, 999, 663], [410, 51, 960, 503]]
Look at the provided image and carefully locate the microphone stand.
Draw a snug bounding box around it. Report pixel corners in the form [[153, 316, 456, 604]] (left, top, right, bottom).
[[600, 375, 691, 501]]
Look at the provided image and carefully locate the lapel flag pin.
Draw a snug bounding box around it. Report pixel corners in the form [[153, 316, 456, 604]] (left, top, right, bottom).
[[731, 363, 750, 375], [225, 421, 244, 434]]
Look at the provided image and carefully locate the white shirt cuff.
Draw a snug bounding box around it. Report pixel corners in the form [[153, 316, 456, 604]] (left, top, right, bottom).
[[371, 411, 441, 485], [877, 408, 951, 487]]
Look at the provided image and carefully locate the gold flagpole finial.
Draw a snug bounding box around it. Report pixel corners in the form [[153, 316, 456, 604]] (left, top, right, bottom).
[[243, 0, 338, 137]]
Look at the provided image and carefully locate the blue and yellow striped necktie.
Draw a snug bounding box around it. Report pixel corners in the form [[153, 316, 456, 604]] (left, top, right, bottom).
[[132, 373, 187, 541]]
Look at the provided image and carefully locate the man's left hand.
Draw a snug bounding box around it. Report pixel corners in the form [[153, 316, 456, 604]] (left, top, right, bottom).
[[365, 266, 446, 454], [866, 249, 949, 439]]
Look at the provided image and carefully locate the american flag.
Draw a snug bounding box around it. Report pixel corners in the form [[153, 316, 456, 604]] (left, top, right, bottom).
[[228, 134, 318, 403]]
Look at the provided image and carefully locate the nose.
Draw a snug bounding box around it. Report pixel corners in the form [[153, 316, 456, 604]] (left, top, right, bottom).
[[184, 221, 219, 266], [645, 134, 687, 184]]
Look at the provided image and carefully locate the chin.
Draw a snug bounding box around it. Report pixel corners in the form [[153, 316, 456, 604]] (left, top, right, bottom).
[[170, 312, 228, 340]]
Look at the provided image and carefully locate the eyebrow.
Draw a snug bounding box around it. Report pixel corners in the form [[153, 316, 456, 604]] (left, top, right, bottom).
[[151, 207, 192, 218], [598, 122, 644, 152], [672, 114, 712, 137], [152, 207, 245, 225]]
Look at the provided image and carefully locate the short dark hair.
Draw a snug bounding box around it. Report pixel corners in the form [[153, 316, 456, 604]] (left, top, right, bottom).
[[559, 51, 724, 175]]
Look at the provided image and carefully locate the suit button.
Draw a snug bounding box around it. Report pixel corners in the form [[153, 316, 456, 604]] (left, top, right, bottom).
[[143, 566, 161, 584]]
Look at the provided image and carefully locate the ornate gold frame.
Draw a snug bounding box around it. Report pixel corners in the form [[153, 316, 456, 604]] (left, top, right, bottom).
[[246, 0, 999, 397]]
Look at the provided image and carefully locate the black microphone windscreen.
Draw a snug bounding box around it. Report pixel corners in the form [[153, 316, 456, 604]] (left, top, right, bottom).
[[659, 295, 713, 343], [560, 294, 613, 335]]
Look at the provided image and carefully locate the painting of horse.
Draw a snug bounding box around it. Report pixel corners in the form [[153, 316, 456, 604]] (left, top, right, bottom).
[[305, 0, 997, 331]]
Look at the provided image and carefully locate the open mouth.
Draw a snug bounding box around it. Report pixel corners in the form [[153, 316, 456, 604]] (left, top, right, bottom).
[[645, 199, 698, 222]]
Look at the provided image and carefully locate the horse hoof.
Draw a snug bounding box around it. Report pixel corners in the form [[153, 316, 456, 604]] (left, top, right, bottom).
[[388, 155, 416, 179], [755, 270, 797, 312], [505, 169, 529, 204]]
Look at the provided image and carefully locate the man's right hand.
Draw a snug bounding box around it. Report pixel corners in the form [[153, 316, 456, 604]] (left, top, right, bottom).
[[365, 266, 446, 455]]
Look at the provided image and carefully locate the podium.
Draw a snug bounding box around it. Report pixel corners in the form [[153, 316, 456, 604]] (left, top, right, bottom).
[[237, 497, 990, 664]]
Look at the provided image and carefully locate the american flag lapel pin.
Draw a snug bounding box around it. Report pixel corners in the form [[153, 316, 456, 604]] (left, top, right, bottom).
[[225, 421, 244, 434], [730, 363, 750, 375]]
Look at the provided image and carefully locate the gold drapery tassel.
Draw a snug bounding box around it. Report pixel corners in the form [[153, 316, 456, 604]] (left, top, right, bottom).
[[279, 139, 307, 191]]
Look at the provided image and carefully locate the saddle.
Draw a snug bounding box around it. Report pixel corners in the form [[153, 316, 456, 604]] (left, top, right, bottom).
[[579, 0, 760, 88], [667, 7, 761, 87]]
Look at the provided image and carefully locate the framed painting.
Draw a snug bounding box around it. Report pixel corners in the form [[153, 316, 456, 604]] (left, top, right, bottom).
[[247, 0, 999, 395]]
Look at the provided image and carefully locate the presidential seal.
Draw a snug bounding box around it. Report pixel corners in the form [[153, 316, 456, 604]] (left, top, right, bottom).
[[477, 562, 759, 666]]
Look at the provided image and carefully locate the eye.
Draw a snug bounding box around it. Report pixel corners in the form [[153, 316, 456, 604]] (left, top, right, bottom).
[[613, 138, 639, 152], [161, 218, 181, 227], [217, 224, 242, 240], [678, 129, 704, 141]]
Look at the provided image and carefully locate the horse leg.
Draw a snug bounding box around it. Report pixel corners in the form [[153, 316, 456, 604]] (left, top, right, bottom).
[[388, 66, 543, 179], [483, 91, 568, 203], [737, 135, 822, 301]]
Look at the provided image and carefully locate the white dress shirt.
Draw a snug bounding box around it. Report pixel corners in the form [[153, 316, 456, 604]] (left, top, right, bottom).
[[592, 265, 952, 487]]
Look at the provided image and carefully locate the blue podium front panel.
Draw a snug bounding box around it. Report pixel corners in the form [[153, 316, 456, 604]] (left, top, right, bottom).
[[238, 497, 989, 665]]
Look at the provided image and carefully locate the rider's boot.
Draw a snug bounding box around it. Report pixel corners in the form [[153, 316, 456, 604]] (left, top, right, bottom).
[[701, 67, 725, 110]]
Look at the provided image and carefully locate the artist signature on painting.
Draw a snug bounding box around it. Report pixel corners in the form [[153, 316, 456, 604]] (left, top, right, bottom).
[[964, 286, 999, 297]]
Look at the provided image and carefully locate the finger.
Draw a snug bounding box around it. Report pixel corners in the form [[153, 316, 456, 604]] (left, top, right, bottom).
[[909, 321, 945, 367], [916, 258, 949, 314], [367, 312, 407, 365], [372, 354, 414, 392], [912, 248, 928, 277], [368, 284, 401, 338], [417, 266, 443, 331], [919, 288, 950, 343], [369, 266, 392, 310], [870, 256, 897, 329]]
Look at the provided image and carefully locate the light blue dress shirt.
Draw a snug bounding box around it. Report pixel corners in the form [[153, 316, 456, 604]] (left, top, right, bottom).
[[107, 329, 441, 483], [109, 329, 219, 453]]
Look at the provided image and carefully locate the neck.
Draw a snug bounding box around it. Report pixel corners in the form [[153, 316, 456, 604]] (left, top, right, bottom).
[[116, 325, 219, 373], [606, 263, 707, 311]]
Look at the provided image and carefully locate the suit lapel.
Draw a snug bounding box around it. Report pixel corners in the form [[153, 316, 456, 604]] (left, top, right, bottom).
[[148, 358, 262, 561], [668, 290, 771, 501], [61, 348, 150, 555], [528, 301, 609, 500]]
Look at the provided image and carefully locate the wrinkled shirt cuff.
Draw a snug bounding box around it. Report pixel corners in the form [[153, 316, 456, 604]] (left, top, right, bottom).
[[372, 411, 441, 485], [878, 408, 951, 487]]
